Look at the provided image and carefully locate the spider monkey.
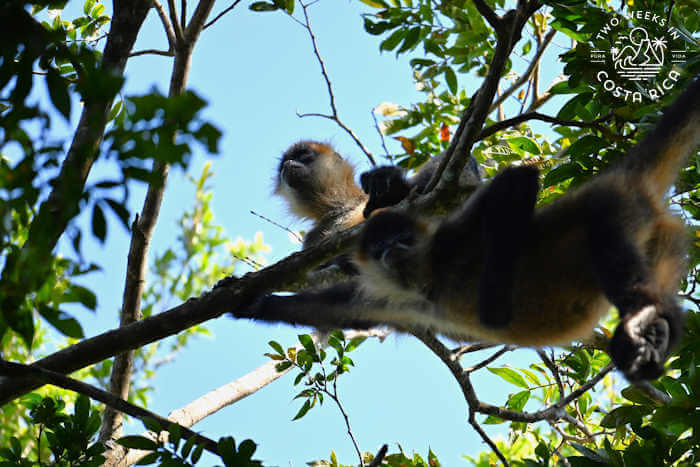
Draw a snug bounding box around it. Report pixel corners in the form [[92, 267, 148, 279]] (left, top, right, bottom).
[[243, 80, 699, 382], [275, 140, 481, 270]]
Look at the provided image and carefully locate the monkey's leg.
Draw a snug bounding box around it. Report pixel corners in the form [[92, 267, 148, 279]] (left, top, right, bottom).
[[478, 165, 539, 328], [585, 195, 682, 381]]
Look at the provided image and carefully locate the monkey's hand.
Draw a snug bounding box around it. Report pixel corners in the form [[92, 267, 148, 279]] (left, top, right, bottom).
[[609, 303, 682, 381], [360, 166, 411, 218]]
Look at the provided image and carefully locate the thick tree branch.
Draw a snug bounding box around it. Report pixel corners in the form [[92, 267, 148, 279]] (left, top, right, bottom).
[[419, 0, 541, 206], [101, 0, 217, 455], [0, 223, 362, 406], [0, 359, 219, 455], [472, 0, 501, 32]]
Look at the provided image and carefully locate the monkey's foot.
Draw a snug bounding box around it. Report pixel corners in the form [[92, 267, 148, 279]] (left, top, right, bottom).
[[609, 305, 671, 382]]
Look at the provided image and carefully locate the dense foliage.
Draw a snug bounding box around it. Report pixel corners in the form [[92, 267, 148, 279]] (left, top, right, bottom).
[[1, 0, 699, 465]]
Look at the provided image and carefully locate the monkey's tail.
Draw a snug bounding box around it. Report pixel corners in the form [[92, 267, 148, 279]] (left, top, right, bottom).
[[621, 78, 700, 195]]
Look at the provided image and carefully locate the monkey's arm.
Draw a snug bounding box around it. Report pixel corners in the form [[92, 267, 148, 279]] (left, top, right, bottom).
[[232, 281, 432, 332], [360, 152, 482, 218]]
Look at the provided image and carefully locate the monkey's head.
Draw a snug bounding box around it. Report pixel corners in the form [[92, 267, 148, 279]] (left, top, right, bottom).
[[275, 141, 365, 220], [356, 210, 430, 300]]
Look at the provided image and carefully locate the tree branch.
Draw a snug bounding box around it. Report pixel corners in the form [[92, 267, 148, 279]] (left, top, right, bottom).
[[296, 1, 376, 166], [203, 0, 244, 30], [0, 359, 219, 456], [0, 222, 363, 406], [478, 112, 613, 140], [153, 0, 177, 50], [101, 0, 217, 454], [129, 49, 175, 57], [167, 0, 185, 44], [489, 27, 555, 113], [472, 0, 501, 32]]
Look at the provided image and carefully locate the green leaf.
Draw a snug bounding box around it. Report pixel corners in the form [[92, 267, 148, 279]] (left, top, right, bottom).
[[275, 361, 292, 372], [358, 0, 388, 7], [218, 436, 237, 465], [565, 135, 607, 159], [238, 439, 257, 458], [142, 417, 162, 432], [75, 394, 90, 428], [543, 162, 581, 187], [65, 285, 98, 310], [570, 443, 608, 463], [135, 452, 161, 465], [168, 423, 181, 448], [268, 340, 285, 356], [191, 442, 204, 463], [487, 367, 529, 389], [298, 334, 318, 359], [345, 336, 365, 352], [398, 27, 421, 54], [249, 2, 279, 11], [181, 435, 197, 458], [117, 436, 159, 450], [380, 29, 407, 52], [507, 136, 541, 155], [46, 68, 71, 120], [444, 67, 458, 94], [92, 203, 107, 243], [37, 305, 85, 338], [292, 399, 312, 420], [506, 390, 530, 411]]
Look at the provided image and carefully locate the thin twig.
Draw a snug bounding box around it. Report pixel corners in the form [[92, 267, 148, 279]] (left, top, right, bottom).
[[295, 1, 376, 166], [469, 409, 510, 466], [329, 378, 363, 466], [464, 345, 515, 373], [371, 109, 392, 159], [478, 112, 613, 141], [537, 349, 564, 398], [203, 0, 243, 29], [489, 28, 555, 113], [250, 210, 303, 243], [129, 49, 175, 57]]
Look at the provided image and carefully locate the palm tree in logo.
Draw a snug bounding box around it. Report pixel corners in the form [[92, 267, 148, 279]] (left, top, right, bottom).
[[613, 27, 664, 72]]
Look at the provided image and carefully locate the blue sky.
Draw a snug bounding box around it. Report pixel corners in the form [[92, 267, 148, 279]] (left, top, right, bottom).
[[28, 0, 585, 464]]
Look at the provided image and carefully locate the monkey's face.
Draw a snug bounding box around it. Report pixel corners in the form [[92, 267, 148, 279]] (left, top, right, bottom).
[[276, 141, 353, 219]]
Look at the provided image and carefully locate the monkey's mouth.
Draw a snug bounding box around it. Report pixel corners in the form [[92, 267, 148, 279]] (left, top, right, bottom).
[[281, 160, 311, 190]]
